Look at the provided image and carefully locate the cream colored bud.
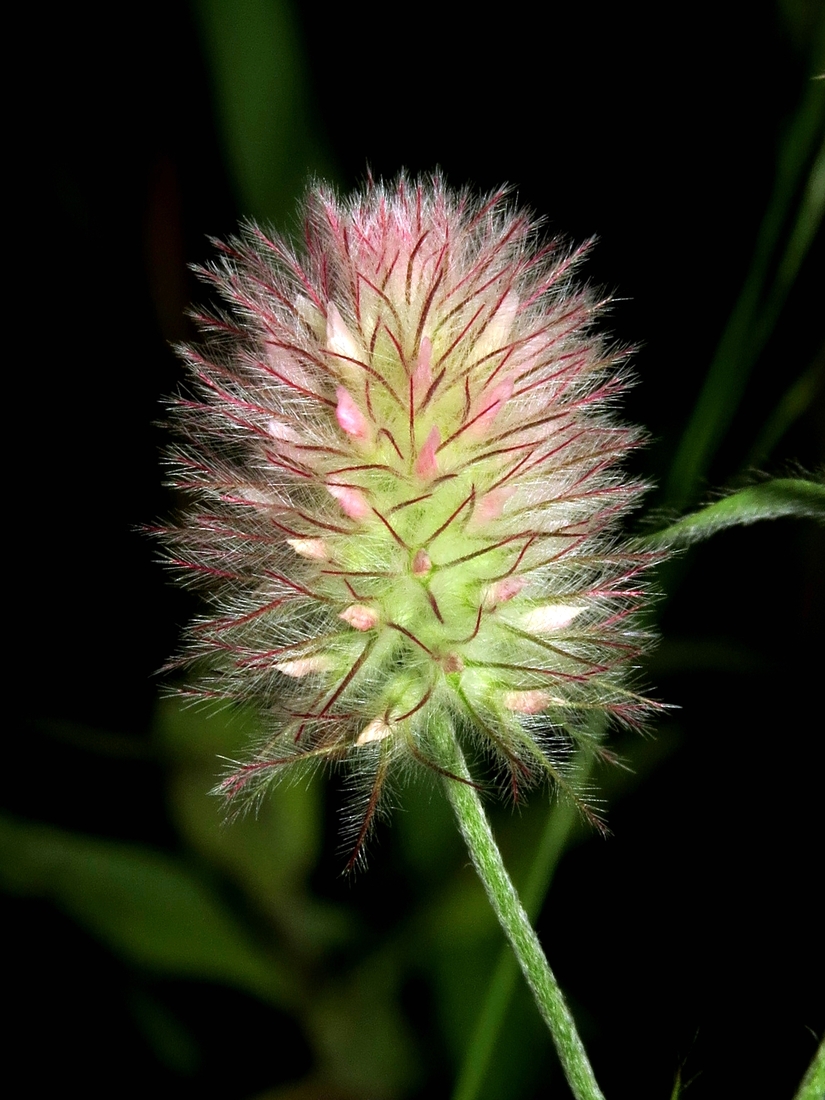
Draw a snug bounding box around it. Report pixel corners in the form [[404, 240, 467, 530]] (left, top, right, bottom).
[[326, 301, 361, 363], [520, 605, 583, 633], [503, 690, 551, 714], [266, 418, 301, 443], [286, 538, 328, 559], [356, 718, 392, 745], [235, 486, 275, 507], [275, 656, 330, 678], [295, 294, 325, 338]]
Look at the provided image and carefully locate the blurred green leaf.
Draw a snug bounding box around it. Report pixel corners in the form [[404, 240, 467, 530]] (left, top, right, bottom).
[[747, 350, 825, 466], [129, 987, 202, 1075], [0, 813, 292, 1005], [308, 948, 421, 1097], [191, 0, 335, 224], [154, 696, 353, 952], [643, 477, 825, 548], [153, 697, 419, 1095]]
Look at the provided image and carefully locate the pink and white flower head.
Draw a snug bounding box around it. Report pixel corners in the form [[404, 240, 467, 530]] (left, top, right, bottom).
[[165, 175, 658, 867]]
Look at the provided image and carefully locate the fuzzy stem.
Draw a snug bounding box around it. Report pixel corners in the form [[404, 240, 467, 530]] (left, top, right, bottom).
[[430, 718, 606, 1100], [453, 750, 594, 1100]]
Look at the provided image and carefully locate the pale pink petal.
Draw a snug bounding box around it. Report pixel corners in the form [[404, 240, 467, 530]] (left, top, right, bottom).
[[267, 418, 301, 443], [235, 486, 275, 507], [414, 336, 433, 392], [415, 425, 441, 479], [339, 604, 380, 631], [503, 689, 550, 714], [472, 485, 516, 525], [327, 483, 372, 520], [475, 377, 514, 429], [473, 290, 520, 361], [482, 576, 526, 609], [412, 549, 432, 576], [493, 290, 520, 339], [295, 294, 325, 338], [336, 387, 370, 439]]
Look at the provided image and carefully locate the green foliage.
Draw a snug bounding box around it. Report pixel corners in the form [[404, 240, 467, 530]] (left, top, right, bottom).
[[191, 0, 335, 226], [644, 477, 825, 548], [0, 811, 292, 1004]]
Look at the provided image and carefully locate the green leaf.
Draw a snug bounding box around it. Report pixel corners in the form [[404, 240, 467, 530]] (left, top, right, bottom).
[[153, 696, 353, 953], [643, 478, 825, 549], [793, 1034, 825, 1100], [191, 0, 335, 224], [0, 813, 292, 1005]]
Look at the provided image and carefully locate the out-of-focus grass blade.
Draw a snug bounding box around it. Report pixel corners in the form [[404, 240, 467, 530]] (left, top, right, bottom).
[[0, 813, 293, 1005], [644, 478, 825, 549], [665, 26, 824, 511], [191, 0, 334, 224], [747, 349, 825, 466], [152, 698, 419, 1096]]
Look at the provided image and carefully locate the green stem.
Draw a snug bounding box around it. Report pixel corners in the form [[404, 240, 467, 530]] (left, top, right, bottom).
[[430, 718, 605, 1100], [792, 1034, 825, 1100], [453, 753, 592, 1100]]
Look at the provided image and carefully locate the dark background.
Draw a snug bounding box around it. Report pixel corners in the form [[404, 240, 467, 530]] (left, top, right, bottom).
[[9, 2, 823, 1098]]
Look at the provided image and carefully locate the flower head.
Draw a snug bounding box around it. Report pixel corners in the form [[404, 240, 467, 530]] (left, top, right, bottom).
[[166, 175, 658, 867]]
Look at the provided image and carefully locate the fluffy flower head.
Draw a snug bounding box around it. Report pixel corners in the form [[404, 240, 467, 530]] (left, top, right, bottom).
[[167, 176, 656, 866]]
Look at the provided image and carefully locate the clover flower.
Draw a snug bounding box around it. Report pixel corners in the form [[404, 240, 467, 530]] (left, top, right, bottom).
[[165, 176, 657, 867]]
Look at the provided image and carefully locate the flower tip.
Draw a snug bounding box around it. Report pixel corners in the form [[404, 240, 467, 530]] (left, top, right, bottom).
[[267, 418, 301, 443], [339, 603, 380, 631], [414, 337, 433, 390], [287, 537, 328, 560], [326, 301, 360, 363], [336, 386, 370, 440], [356, 718, 393, 745], [474, 377, 514, 432], [275, 655, 331, 678], [520, 605, 583, 633], [327, 483, 372, 520], [415, 425, 441, 479], [503, 690, 551, 714], [471, 485, 516, 526], [482, 576, 526, 609], [411, 549, 432, 576]]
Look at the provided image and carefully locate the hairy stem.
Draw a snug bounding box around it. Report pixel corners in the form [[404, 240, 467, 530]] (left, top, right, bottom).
[[453, 750, 594, 1100], [430, 718, 606, 1100]]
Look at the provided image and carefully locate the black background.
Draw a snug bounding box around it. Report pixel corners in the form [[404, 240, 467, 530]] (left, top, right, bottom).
[[10, 2, 823, 1097]]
